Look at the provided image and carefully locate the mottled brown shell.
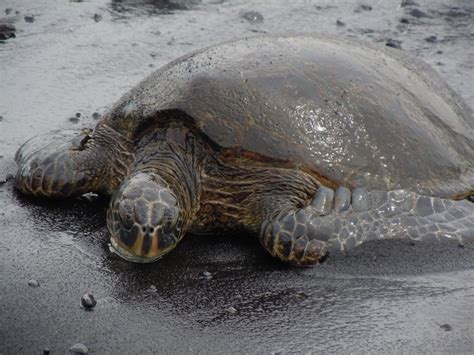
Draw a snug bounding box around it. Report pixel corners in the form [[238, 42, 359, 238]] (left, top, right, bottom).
[[102, 34, 474, 197]]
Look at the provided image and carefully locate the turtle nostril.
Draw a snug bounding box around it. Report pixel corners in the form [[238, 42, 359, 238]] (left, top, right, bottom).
[[141, 226, 147, 233], [148, 227, 154, 233]]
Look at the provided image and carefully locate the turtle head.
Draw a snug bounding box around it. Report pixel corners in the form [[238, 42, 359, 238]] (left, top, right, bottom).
[[107, 171, 184, 263], [15, 129, 95, 198]]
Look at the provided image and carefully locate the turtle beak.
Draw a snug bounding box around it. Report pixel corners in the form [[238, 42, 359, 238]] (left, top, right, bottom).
[[108, 236, 163, 263]]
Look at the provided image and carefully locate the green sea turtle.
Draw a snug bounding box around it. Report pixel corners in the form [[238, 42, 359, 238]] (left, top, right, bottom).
[[15, 35, 474, 266]]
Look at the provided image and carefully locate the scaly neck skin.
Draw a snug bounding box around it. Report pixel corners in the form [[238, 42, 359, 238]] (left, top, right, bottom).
[[87, 124, 136, 194], [197, 157, 321, 233], [132, 124, 203, 226]]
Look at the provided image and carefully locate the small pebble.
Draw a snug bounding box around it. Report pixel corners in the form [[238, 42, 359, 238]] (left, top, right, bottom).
[[92, 13, 102, 22], [24, 15, 35, 23], [92, 112, 101, 120], [440, 323, 452, 331], [400, 17, 409, 24], [69, 343, 88, 354], [0, 23, 16, 40], [225, 306, 237, 314], [75, 112, 81, 118], [424, 35, 437, 43], [5, 8, 12, 15], [69, 116, 80, 123], [408, 8, 431, 18], [458, 243, 465, 249], [241, 11, 264, 24], [202, 271, 212, 278], [436, 50, 443, 54], [401, 0, 419, 7], [386, 39, 402, 49], [80, 293, 97, 309], [355, 4, 372, 12], [148, 285, 157, 292], [295, 291, 308, 299], [0, 115, 3, 121], [336, 19, 346, 27], [28, 279, 40, 287]]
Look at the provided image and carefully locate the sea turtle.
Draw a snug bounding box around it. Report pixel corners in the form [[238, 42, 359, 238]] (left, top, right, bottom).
[[15, 34, 474, 266]]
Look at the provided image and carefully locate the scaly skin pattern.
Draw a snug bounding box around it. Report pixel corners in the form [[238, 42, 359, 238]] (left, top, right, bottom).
[[14, 121, 474, 266], [15, 125, 134, 198], [260, 187, 474, 266]]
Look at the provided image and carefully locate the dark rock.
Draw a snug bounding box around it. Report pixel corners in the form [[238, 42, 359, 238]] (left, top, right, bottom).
[[401, 0, 419, 7], [241, 11, 264, 24], [69, 116, 80, 123], [43, 349, 50, 355], [0, 115, 2, 121], [424, 35, 437, 43], [355, 4, 372, 13], [400, 17, 409, 24], [92, 13, 102, 22], [336, 19, 346, 27], [408, 8, 431, 18], [468, 195, 474, 203], [5, 8, 12, 15], [0, 22, 16, 40], [436, 50, 443, 54], [28, 279, 40, 287], [75, 112, 81, 118], [386, 39, 402, 49], [80, 293, 97, 309], [69, 343, 88, 354], [440, 324, 452, 331], [24, 15, 35, 23], [92, 112, 101, 120], [435, 61, 444, 66]]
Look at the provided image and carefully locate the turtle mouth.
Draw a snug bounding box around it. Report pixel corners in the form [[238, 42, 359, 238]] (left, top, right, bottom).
[[108, 237, 163, 263]]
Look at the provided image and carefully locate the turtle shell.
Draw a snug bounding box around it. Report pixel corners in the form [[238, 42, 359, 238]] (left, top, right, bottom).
[[102, 34, 474, 197]]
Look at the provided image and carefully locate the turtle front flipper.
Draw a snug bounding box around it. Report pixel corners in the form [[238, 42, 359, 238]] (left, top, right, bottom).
[[260, 186, 474, 266], [15, 125, 134, 198]]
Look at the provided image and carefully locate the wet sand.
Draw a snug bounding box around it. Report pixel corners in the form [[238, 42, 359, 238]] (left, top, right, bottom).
[[1, 0, 473, 353]]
